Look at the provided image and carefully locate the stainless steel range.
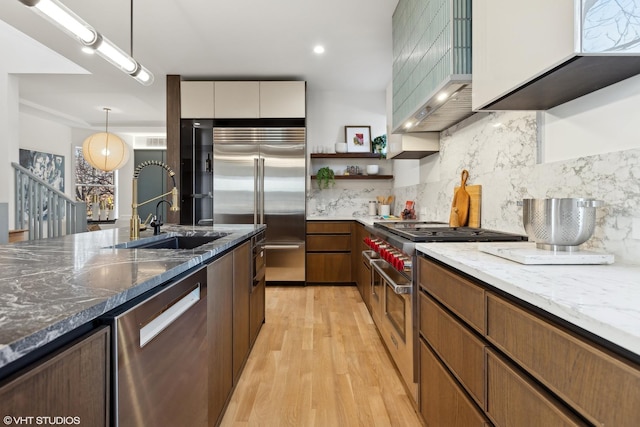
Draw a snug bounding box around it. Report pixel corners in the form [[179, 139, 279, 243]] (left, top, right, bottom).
[[362, 221, 526, 402]]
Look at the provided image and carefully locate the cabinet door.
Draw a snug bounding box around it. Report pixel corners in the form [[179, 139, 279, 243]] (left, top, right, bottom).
[[181, 81, 215, 118], [486, 349, 587, 427], [214, 81, 259, 118], [471, 0, 575, 110], [420, 339, 489, 427], [233, 242, 251, 382], [259, 81, 306, 118], [307, 234, 352, 251], [307, 221, 352, 234], [420, 292, 486, 407], [306, 253, 351, 283], [208, 252, 234, 425], [419, 257, 486, 333], [0, 327, 110, 426]]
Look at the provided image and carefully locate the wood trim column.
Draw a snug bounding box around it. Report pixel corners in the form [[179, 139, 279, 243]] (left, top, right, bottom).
[[166, 74, 181, 224]]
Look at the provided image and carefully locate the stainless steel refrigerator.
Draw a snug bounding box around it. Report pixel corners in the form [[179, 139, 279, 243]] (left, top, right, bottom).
[[213, 127, 306, 283]]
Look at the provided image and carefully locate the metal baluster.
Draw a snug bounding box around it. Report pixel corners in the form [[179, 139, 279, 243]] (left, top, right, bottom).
[[28, 179, 34, 240]]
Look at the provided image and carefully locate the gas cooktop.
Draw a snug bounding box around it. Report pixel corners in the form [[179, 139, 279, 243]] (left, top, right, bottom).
[[374, 221, 528, 243]]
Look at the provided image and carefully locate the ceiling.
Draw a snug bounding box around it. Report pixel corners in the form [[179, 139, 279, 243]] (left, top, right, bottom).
[[0, 0, 398, 133]]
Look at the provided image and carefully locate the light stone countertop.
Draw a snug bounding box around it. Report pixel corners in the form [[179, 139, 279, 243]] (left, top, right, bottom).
[[0, 224, 264, 370], [416, 242, 640, 356]]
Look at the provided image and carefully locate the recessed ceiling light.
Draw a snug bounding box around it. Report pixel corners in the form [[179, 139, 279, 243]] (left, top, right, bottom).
[[313, 45, 325, 54], [404, 121, 413, 129], [437, 92, 449, 102], [81, 46, 95, 54]]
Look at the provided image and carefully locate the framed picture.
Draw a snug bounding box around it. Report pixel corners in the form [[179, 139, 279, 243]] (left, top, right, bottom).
[[345, 126, 371, 153]]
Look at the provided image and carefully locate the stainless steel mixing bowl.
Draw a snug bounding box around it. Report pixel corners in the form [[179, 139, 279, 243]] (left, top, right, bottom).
[[522, 198, 603, 251]]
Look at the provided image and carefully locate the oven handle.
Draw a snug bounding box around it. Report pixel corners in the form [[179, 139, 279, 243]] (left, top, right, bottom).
[[371, 260, 412, 295]]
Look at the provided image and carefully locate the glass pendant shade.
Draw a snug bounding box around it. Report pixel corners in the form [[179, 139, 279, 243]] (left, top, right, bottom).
[[82, 131, 129, 171]]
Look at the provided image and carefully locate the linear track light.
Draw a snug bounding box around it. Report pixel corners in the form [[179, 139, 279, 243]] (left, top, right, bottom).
[[18, 0, 154, 85]]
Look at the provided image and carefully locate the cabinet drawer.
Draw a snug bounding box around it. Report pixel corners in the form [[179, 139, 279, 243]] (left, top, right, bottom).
[[306, 253, 351, 283], [419, 292, 486, 407], [486, 349, 587, 427], [418, 257, 485, 333], [487, 293, 640, 427], [420, 340, 489, 427], [307, 235, 351, 252], [307, 221, 352, 234]]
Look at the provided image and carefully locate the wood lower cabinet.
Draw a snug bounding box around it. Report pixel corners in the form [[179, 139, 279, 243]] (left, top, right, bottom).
[[233, 242, 251, 383], [306, 221, 353, 284], [0, 326, 110, 426], [208, 240, 260, 426], [486, 349, 586, 427], [418, 255, 640, 427], [420, 339, 489, 427]]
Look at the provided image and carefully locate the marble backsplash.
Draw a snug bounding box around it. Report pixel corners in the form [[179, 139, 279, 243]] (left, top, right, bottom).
[[307, 181, 394, 218], [393, 111, 640, 265], [307, 110, 640, 264]]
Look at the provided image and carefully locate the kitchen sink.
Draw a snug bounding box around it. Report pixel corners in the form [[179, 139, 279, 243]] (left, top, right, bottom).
[[117, 234, 228, 250]]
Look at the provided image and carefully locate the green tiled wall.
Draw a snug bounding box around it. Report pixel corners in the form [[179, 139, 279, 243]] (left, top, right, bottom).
[[392, 0, 472, 130]]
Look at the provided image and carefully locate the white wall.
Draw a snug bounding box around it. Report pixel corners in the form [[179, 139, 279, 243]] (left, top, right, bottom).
[[0, 74, 20, 228], [19, 113, 74, 199], [305, 88, 393, 217], [306, 89, 387, 153], [543, 74, 640, 163]]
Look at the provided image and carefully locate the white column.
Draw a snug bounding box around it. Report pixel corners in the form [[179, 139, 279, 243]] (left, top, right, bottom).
[[0, 72, 20, 229]]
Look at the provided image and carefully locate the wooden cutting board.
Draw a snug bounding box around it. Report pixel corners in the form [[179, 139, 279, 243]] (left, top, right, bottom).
[[453, 184, 482, 227]]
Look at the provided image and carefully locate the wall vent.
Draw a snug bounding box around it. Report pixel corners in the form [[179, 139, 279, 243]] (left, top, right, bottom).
[[144, 137, 166, 148]]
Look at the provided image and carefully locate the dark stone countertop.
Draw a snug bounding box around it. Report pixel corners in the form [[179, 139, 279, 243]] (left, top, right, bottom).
[[0, 224, 264, 370]]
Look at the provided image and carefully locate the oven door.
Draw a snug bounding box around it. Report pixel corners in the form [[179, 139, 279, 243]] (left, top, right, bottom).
[[370, 259, 417, 402]]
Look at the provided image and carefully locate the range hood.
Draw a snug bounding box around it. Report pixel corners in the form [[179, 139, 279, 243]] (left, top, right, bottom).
[[473, 0, 640, 111], [396, 78, 474, 133]]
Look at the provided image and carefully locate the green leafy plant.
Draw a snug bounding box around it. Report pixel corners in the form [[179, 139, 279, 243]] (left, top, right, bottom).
[[316, 167, 335, 189], [372, 135, 387, 158]]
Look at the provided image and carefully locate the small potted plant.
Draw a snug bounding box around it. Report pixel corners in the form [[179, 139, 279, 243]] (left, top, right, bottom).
[[372, 135, 387, 158], [316, 167, 335, 189]]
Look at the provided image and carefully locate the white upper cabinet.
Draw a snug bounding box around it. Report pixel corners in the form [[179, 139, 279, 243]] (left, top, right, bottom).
[[259, 81, 306, 118], [473, 0, 640, 111], [214, 81, 260, 118], [181, 81, 215, 118]]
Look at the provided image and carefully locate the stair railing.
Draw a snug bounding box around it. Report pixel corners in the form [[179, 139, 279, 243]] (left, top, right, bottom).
[[12, 162, 86, 240]]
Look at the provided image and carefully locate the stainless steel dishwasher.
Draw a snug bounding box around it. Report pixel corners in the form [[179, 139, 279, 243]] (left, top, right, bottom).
[[110, 266, 208, 426]]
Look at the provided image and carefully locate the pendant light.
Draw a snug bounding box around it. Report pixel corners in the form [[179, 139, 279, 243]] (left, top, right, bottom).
[[18, 0, 154, 85], [82, 108, 129, 171]]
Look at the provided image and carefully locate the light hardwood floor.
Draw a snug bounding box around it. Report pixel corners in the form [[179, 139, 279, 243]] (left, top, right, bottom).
[[220, 285, 424, 426]]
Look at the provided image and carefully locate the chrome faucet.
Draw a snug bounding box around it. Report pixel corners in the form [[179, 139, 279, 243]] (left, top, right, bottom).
[[130, 161, 179, 239]]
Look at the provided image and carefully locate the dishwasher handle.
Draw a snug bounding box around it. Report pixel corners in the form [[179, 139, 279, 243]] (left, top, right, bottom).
[[139, 284, 201, 348]]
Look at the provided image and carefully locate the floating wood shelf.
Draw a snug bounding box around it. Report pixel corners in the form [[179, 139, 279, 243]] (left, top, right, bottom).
[[310, 153, 383, 159], [310, 175, 393, 180]]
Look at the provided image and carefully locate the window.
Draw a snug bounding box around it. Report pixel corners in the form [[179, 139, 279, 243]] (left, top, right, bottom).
[[74, 146, 116, 218]]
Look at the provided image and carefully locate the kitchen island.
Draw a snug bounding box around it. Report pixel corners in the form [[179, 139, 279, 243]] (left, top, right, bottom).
[[0, 224, 264, 372]]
